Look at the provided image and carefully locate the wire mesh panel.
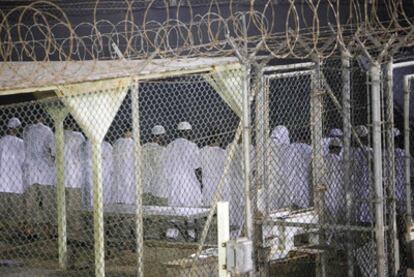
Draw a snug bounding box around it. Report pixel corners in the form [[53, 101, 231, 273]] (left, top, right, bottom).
[[254, 59, 392, 277], [0, 66, 247, 276]]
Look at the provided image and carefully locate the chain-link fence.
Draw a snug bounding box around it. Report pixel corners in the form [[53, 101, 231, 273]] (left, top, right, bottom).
[[0, 56, 411, 277]]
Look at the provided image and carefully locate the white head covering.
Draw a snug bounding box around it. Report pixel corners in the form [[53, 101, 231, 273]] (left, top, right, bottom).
[[329, 128, 343, 137], [355, 125, 369, 138], [177, 121, 192, 131], [330, 137, 342, 147], [271, 125, 290, 144], [393, 128, 401, 137], [7, 117, 21, 129], [151, 125, 166, 136]]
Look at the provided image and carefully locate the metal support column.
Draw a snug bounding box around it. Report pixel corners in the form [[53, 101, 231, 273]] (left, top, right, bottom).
[[55, 116, 67, 270], [341, 51, 354, 277], [404, 76, 412, 224], [370, 62, 386, 277], [132, 81, 144, 277], [311, 59, 326, 277], [218, 201, 230, 277], [242, 64, 255, 275], [92, 141, 105, 277], [385, 60, 399, 274]]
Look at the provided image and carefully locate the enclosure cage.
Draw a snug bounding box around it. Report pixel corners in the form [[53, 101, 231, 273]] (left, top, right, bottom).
[[0, 52, 410, 277]]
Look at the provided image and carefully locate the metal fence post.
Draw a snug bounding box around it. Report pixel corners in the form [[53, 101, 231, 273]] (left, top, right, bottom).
[[132, 81, 144, 277], [54, 115, 67, 270], [341, 51, 354, 277], [311, 58, 326, 277], [385, 59, 399, 274], [242, 63, 255, 275], [404, 76, 412, 224], [370, 62, 386, 277], [217, 201, 230, 277], [92, 140, 105, 277]]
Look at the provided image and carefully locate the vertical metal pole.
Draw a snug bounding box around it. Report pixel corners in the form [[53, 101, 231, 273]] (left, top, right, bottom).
[[242, 63, 255, 275], [55, 117, 67, 270], [311, 59, 326, 277], [370, 63, 386, 277], [386, 59, 399, 274], [404, 76, 412, 224], [341, 51, 353, 277], [255, 71, 267, 216], [217, 201, 230, 277], [132, 81, 144, 277], [92, 141, 105, 277]]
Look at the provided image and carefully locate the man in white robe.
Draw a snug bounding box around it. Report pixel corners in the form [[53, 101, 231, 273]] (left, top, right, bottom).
[[325, 138, 345, 223], [290, 138, 312, 209], [142, 125, 168, 201], [64, 129, 85, 188], [163, 122, 202, 207], [23, 116, 55, 187], [113, 131, 135, 205], [0, 118, 26, 222], [201, 135, 225, 206], [268, 125, 295, 210]]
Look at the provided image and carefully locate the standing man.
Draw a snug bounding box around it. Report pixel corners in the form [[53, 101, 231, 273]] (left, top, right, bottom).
[[23, 115, 56, 237], [142, 125, 168, 203], [201, 134, 225, 207], [163, 122, 202, 207], [64, 126, 85, 189], [23, 115, 55, 187], [0, 118, 26, 225], [113, 131, 135, 205], [325, 137, 345, 223]]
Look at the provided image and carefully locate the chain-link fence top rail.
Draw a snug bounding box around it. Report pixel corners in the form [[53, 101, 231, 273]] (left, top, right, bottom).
[[0, 1, 414, 85], [0, 69, 248, 275]]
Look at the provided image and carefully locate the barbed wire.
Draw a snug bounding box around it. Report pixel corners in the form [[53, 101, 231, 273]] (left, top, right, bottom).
[[0, 0, 413, 81]]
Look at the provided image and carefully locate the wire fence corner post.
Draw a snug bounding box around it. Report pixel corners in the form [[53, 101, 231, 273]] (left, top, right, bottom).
[[132, 80, 144, 277], [370, 62, 386, 277]]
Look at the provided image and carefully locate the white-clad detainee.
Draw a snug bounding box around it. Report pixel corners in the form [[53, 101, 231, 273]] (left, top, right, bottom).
[[325, 137, 345, 223], [23, 115, 55, 187], [352, 125, 372, 224], [201, 134, 225, 206], [83, 140, 114, 207], [64, 128, 85, 188], [290, 136, 312, 209], [0, 118, 25, 194], [0, 118, 26, 224], [322, 128, 343, 156], [142, 125, 168, 201], [268, 125, 294, 211], [163, 121, 202, 208], [113, 131, 135, 205]]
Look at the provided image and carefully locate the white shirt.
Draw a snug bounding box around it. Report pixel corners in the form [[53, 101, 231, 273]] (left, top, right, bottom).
[[163, 138, 202, 207], [64, 130, 85, 188], [23, 123, 55, 186], [0, 135, 25, 193], [290, 143, 312, 209], [142, 142, 168, 199], [325, 153, 345, 222], [201, 145, 225, 206], [113, 138, 135, 204]]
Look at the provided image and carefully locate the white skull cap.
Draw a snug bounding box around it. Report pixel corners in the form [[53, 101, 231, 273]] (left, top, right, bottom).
[[271, 125, 290, 144], [330, 137, 342, 147], [151, 125, 166, 135], [7, 117, 21, 129], [177, 121, 192, 131], [355, 125, 369, 137], [329, 128, 343, 137], [393, 128, 401, 137]]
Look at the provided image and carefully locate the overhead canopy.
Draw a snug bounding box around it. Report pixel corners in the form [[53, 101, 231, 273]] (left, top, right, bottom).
[[0, 57, 239, 96]]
